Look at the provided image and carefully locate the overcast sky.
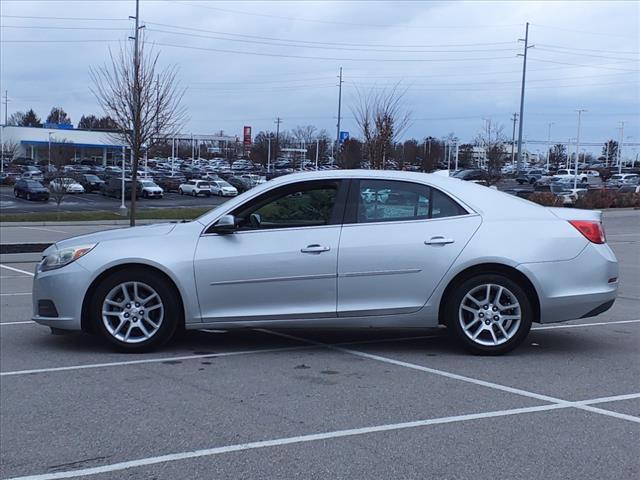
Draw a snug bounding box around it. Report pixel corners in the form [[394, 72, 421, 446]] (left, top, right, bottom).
[[1, 0, 639, 155]]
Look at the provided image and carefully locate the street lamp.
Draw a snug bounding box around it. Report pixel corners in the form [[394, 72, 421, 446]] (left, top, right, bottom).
[[48, 132, 54, 170], [119, 145, 127, 215], [574, 109, 587, 190], [546, 122, 554, 172]]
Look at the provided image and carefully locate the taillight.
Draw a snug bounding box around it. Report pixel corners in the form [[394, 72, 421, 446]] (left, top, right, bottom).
[[569, 220, 606, 244]]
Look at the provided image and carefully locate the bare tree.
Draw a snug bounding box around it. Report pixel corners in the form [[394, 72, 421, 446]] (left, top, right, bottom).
[[351, 84, 411, 169], [291, 125, 317, 145], [46, 140, 76, 218], [90, 34, 186, 225], [474, 120, 506, 186]]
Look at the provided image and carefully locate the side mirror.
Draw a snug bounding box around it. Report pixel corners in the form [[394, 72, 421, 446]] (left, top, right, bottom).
[[211, 214, 236, 234]]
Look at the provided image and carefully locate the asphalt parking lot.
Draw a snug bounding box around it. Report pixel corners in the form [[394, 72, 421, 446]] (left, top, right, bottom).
[[0, 186, 227, 214], [0, 210, 638, 479]]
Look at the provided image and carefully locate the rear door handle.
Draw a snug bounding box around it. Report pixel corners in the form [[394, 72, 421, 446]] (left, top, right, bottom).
[[425, 236, 455, 245], [301, 244, 331, 254]]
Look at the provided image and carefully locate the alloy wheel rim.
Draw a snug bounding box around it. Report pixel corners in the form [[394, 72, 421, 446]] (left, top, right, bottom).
[[102, 281, 164, 344], [458, 283, 521, 346]]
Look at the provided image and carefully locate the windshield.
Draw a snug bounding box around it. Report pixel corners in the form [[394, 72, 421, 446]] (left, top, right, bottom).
[[141, 181, 157, 187], [86, 175, 100, 181]]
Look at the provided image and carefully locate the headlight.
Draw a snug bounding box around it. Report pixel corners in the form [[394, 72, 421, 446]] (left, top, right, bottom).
[[41, 244, 97, 272]]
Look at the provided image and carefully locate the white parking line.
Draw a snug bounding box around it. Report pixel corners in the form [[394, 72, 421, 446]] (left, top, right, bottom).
[[20, 226, 68, 234], [0, 265, 35, 276], [5, 393, 638, 480], [0, 334, 441, 376], [0, 321, 34, 325], [261, 329, 640, 425], [0, 292, 31, 296], [0, 275, 32, 279], [532, 318, 640, 330]]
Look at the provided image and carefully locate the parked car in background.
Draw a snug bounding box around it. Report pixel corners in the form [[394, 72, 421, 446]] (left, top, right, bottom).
[[226, 176, 253, 193], [13, 179, 50, 201], [21, 170, 44, 181], [451, 169, 489, 183], [554, 169, 589, 184], [209, 180, 238, 197], [75, 174, 105, 192], [138, 180, 164, 199], [617, 185, 640, 194], [555, 188, 588, 206], [607, 173, 639, 187], [101, 177, 140, 199], [49, 177, 85, 194], [179, 180, 212, 196], [156, 175, 186, 192], [516, 169, 545, 185]]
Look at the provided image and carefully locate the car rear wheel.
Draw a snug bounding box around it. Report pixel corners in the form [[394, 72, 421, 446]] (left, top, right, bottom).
[[91, 269, 179, 352], [446, 274, 532, 355], [179, 188, 184, 195], [192, 190, 197, 197]]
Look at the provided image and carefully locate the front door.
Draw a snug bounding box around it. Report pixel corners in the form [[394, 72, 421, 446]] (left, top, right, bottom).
[[194, 179, 347, 322]]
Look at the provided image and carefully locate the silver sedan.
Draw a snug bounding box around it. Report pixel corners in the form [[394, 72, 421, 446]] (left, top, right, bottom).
[[32, 170, 618, 354]]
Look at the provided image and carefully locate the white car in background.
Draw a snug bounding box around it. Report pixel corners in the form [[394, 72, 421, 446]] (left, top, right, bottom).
[[179, 180, 212, 197], [21, 171, 44, 181], [554, 169, 589, 184], [49, 177, 85, 194], [210, 180, 238, 197], [138, 180, 164, 199], [607, 173, 639, 187]]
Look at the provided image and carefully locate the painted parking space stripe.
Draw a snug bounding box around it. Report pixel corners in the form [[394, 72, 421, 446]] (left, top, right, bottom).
[[0, 265, 35, 276], [260, 329, 640, 425], [1, 318, 638, 373], [19, 226, 68, 234], [0, 292, 31, 296], [532, 318, 640, 330], [4, 393, 638, 480], [0, 334, 440, 376]]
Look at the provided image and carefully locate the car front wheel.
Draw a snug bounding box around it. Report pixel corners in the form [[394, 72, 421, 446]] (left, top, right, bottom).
[[91, 268, 180, 352], [446, 274, 532, 355]]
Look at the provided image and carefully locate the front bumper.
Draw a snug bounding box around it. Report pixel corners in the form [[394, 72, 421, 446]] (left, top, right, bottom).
[[32, 260, 92, 331], [518, 242, 618, 324]]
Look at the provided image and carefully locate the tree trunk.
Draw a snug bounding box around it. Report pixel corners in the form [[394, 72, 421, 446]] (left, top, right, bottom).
[[129, 147, 139, 227]]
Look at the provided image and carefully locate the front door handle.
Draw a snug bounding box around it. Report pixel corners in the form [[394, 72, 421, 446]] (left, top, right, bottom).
[[425, 236, 455, 246], [301, 244, 331, 254]]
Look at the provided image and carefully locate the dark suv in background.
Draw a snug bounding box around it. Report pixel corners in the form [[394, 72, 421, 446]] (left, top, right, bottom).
[[100, 177, 141, 199], [75, 174, 105, 192]]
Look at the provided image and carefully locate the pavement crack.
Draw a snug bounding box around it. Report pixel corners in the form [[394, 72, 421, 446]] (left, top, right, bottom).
[[48, 455, 112, 471]]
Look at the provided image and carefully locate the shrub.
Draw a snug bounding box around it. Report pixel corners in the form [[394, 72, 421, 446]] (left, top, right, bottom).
[[528, 192, 563, 207], [613, 192, 640, 208], [574, 190, 617, 209]]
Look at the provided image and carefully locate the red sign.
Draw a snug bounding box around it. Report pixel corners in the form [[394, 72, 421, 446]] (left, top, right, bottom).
[[243, 126, 252, 146]]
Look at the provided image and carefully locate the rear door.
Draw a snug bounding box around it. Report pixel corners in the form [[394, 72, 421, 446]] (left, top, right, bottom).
[[337, 178, 481, 317]]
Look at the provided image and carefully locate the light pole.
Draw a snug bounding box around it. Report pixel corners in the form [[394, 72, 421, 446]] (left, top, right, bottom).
[[618, 121, 625, 174], [546, 122, 554, 172], [267, 137, 271, 173], [574, 109, 586, 190], [315, 139, 319, 170], [48, 132, 54, 170]]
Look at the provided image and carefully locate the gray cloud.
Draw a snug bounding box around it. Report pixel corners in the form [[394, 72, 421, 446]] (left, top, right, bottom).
[[1, 0, 638, 155]]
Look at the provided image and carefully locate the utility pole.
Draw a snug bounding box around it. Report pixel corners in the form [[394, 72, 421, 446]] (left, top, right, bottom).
[[574, 109, 586, 190], [2, 90, 8, 125], [335, 67, 343, 151], [274, 117, 282, 153], [128, 0, 144, 226], [315, 138, 319, 170], [267, 137, 271, 173], [510, 113, 518, 166], [516, 22, 534, 175], [618, 121, 625, 174], [546, 121, 554, 172]]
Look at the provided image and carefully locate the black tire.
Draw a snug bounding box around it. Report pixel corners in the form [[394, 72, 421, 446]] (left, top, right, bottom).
[[26, 193, 31, 201], [445, 273, 532, 355], [91, 268, 181, 352], [192, 190, 197, 197], [14, 190, 19, 198], [217, 191, 222, 197], [179, 188, 184, 195]]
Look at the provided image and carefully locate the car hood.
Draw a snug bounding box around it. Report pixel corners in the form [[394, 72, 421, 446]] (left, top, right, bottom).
[[52, 222, 177, 252]]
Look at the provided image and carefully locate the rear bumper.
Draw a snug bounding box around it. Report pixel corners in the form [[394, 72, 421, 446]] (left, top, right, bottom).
[[518, 242, 618, 324]]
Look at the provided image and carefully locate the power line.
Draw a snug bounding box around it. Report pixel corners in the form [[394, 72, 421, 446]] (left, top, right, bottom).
[[535, 47, 640, 62], [0, 14, 129, 21], [145, 26, 520, 54], [530, 23, 637, 39], [528, 57, 640, 72], [1, 25, 130, 31], [536, 43, 640, 55], [152, 41, 517, 62], [143, 21, 519, 49], [169, 0, 522, 30]]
